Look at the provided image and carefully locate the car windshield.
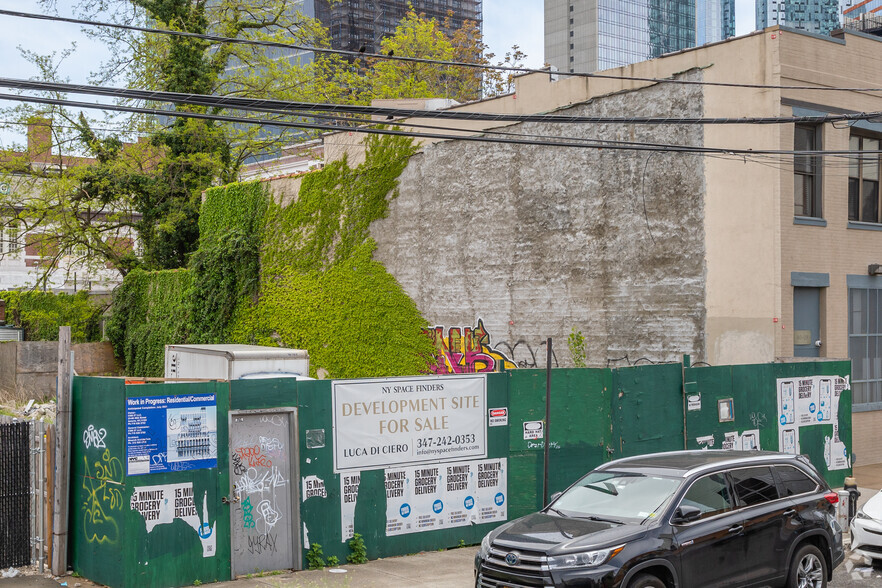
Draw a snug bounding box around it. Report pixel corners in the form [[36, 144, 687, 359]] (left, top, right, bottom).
[[550, 471, 682, 523]]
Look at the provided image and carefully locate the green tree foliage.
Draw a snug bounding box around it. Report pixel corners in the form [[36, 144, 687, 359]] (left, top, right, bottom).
[[107, 135, 434, 378], [0, 290, 104, 342], [2, 2, 523, 287]]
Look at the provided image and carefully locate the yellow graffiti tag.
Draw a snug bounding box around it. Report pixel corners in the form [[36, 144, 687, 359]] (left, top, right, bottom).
[[82, 449, 124, 544]]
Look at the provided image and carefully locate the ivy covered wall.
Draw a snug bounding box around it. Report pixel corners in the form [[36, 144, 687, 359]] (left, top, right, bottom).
[[0, 290, 105, 342], [107, 135, 434, 377]]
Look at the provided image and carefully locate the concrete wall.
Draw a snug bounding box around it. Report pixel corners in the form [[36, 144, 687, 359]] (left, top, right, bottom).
[[369, 76, 708, 366], [0, 341, 121, 404]]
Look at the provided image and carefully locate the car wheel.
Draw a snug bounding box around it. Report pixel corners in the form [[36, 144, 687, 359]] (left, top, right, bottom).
[[787, 544, 827, 588], [629, 573, 666, 588]]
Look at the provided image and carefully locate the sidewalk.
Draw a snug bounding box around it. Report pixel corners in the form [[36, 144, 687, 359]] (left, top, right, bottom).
[[212, 547, 478, 588], [0, 547, 479, 588]]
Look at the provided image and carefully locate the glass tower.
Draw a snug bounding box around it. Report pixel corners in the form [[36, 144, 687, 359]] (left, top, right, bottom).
[[755, 0, 857, 35], [545, 0, 735, 73], [315, 0, 483, 54]]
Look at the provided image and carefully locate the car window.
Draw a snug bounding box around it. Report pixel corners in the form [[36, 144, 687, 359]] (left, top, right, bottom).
[[552, 471, 681, 522], [730, 466, 780, 506], [678, 473, 734, 520], [775, 465, 819, 496]]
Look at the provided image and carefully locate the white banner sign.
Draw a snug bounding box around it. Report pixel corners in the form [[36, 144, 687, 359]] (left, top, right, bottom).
[[383, 458, 507, 536], [332, 375, 487, 472]]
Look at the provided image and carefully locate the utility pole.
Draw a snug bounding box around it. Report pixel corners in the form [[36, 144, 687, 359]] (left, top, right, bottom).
[[51, 326, 71, 576], [543, 337, 552, 506]]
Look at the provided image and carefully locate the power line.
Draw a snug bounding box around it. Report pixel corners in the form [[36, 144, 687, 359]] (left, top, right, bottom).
[[4, 90, 882, 159], [5, 8, 882, 94], [4, 77, 882, 127]]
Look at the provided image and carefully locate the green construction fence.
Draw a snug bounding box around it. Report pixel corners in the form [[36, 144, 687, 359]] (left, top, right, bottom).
[[68, 359, 852, 587]]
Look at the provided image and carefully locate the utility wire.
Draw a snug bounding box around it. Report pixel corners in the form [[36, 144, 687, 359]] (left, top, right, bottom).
[[3, 8, 882, 93], [4, 91, 882, 159], [4, 77, 882, 126]]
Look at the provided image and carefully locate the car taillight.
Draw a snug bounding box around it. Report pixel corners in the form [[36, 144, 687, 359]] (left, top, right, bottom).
[[824, 492, 839, 505]]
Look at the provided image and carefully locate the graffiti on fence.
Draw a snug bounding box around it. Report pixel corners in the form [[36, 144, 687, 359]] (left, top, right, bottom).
[[82, 425, 107, 449], [82, 448, 123, 544], [235, 446, 272, 468], [424, 319, 517, 374]]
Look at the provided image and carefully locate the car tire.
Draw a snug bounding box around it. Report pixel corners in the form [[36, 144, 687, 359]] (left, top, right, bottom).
[[629, 573, 666, 588], [787, 544, 827, 588]]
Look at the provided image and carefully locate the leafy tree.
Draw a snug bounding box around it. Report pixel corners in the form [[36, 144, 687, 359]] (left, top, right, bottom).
[[1, 2, 524, 286]]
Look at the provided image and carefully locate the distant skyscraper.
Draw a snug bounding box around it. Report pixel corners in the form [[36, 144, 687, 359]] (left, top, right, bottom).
[[315, 0, 483, 54], [544, 0, 735, 73], [842, 0, 882, 35], [755, 0, 856, 35]]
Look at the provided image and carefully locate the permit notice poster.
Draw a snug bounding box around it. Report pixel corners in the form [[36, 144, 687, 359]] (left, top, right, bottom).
[[126, 393, 218, 475]]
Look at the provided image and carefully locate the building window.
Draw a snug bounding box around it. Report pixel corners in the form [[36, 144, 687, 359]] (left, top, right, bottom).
[[570, 30, 574, 37], [849, 133, 881, 223], [570, 18, 574, 24], [1, 221, 20, 256], [849, 287, 882, 407], [794, 124, 821, 218]]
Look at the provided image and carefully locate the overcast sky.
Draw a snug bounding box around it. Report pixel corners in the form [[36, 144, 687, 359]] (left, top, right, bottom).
[[0, 0, 760, 145]]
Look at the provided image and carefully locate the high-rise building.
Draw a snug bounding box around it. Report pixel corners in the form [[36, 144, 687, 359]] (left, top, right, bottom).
[[544, 0, 735, 73], [755, 0, 857, 35], [842, 0, 882, 36], [315, 0, 483, 54]]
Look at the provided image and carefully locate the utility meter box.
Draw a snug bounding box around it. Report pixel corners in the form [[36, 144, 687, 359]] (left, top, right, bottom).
[[164, 344, 310, 380]]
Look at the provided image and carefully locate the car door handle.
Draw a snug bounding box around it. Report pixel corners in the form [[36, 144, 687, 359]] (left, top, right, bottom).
[[728, 525, 743, 534], [783, 509, 796, 517]]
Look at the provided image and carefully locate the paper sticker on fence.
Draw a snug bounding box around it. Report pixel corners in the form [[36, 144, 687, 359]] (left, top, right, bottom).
[[130, 482, 216, 557], [340, 473, 361, 541], [126, 394, 218, 476], [776, 376, 849, 470], [523, 421, 543, 440], [381, 458, 507, 536], [332, 375, 487, 472], [488, 408, 508, 427]]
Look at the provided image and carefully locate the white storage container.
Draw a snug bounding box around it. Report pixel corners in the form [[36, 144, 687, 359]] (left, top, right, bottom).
[[164, 344, 310, 380]]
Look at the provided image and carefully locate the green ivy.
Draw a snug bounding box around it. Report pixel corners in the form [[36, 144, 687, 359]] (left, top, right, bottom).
[[189, 181, 267, 343], [108, 134, 433, 378], [105, 269, 192, 377], [0, 290, 104, 342]]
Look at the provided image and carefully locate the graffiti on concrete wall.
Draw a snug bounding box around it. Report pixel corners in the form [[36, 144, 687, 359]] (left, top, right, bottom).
[[424, 319, 518, 374]]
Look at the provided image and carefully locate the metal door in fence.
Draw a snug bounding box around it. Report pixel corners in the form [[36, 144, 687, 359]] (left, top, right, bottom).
[[229, 409, 299, 576], [0, 418, 49, 571]]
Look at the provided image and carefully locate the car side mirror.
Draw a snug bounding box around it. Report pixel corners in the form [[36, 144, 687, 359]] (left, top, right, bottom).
[[546, 492, 562, 506], [671, 505, 702, 524]]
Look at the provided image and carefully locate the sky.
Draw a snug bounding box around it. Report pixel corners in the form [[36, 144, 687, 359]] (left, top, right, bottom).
[[0, 0, 761, 145]]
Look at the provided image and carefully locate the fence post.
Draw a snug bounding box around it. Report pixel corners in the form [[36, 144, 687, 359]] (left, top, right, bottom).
[[543, 338, 552, 507], [51, 326, 71, 576]]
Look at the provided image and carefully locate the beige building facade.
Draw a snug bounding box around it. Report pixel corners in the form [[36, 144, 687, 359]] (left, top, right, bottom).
[[320, 26, 882, 464]]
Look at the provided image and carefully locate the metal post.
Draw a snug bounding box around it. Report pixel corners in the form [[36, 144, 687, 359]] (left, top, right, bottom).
[[51, 327, 71, 576], [37, 421, 45, 573], [543, 338, 552, 506]]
